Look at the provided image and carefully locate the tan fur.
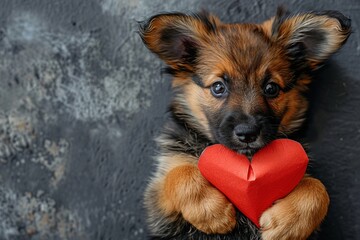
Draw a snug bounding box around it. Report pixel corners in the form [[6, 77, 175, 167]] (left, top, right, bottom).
[[261, 18, 275, 37], [260, 176, 330, 240], [160, 163, 236, 234], [183, 80, 216, 140]]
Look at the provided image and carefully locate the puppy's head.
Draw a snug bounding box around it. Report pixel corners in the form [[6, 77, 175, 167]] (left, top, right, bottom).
[[140, 9, 351, 155]]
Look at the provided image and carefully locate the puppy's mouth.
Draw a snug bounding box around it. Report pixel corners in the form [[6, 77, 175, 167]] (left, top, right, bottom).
[[236, 146, 260, 156], [215, 133, 269, 157], [234, 141, 267, 157]]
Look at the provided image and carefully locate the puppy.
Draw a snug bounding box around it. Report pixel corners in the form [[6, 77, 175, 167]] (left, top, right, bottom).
[[139, 8, 351, 240]]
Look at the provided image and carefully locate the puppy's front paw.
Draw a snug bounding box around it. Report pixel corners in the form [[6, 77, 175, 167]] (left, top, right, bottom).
[[182, 186, 236, 234], [260, 198, 299, 240], [260, 177, 329, 240]]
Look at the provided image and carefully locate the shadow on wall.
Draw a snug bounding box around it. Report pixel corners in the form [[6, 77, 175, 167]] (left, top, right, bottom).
[[304, 60, 359, 240]]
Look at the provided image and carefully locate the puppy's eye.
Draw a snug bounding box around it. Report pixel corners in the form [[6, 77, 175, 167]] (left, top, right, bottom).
[[210, 81, 228, 98], [263, 82, 280, 98]]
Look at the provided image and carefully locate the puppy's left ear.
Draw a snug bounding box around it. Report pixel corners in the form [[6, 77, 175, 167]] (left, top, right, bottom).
[[263, 9, 351, 69]]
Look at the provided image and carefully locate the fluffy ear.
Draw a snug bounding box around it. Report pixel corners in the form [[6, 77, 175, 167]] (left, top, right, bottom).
[[139, 12, 220, 72], [263, 9, 351, 69]]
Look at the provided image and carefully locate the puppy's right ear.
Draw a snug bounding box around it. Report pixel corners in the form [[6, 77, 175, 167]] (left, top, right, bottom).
[[139, 12, 220, 72]]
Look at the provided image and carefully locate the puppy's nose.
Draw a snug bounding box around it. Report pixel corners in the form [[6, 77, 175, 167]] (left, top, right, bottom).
[[234, 123, 260, 143]]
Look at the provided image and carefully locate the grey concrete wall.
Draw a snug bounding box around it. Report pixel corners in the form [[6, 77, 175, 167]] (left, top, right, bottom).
[[0, 0, 359, 239]]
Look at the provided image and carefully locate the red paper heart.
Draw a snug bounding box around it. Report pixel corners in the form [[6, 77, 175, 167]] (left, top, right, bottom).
[[198, 139, 308, 227]]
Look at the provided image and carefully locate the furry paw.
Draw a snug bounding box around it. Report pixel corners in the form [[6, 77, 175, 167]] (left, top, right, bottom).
[[260, 199, 302, 240], [182, 186, 236, 234], [260, 177, 329, 240]]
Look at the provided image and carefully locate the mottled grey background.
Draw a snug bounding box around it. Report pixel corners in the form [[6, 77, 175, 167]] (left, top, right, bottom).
[[0, 0, 359, 239]]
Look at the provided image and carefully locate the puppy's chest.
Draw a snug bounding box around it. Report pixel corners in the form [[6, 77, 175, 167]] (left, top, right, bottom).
[[161, 121, 212, 157], [174, 131, 212, 157]]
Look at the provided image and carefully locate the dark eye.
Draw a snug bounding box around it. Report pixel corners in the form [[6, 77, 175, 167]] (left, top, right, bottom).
[[211, 81, 228, 98], [263, 82, 280, 98]]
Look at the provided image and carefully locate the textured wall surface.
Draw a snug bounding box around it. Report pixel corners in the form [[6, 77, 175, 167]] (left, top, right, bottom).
[[0, 0, 359, 239]]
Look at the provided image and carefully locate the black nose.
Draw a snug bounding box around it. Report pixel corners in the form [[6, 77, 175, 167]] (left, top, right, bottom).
[[234, 123, 260, 143]]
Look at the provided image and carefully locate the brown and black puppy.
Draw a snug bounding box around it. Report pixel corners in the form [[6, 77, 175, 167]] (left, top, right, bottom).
[[139, 8, 351, 240]]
